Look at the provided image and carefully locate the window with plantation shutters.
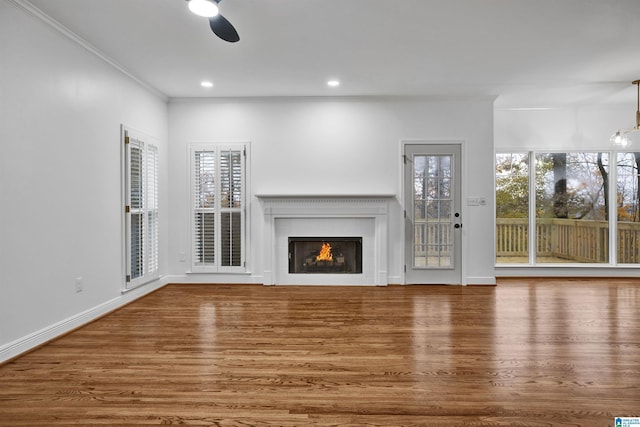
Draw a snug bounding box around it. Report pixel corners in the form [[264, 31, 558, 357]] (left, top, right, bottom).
[[191, 144, 246, 273], [124, 128, 159, 288]]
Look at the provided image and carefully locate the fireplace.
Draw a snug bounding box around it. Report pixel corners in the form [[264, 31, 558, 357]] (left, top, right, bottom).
[[289, 237, 363, 274], [257, 194, 393, 285]]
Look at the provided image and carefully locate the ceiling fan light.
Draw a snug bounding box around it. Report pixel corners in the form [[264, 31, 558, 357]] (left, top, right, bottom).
[[188, 0, 219, 18]]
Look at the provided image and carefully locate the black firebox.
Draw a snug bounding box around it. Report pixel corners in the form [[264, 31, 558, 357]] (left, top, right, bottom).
[[288, 237, 363, 274]]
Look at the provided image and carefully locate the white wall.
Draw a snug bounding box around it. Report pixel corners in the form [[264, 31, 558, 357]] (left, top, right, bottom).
[[168, 97, 496, 285], [495, 105, 630, 151], [0, 2, 168, 359]]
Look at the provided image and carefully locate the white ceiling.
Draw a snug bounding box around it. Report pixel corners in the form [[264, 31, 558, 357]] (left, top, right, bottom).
[[24, 0, 640, 108]]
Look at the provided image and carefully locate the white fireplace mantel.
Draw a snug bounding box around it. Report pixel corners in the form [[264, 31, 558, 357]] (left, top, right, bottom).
[[257, 194, 395, 286]]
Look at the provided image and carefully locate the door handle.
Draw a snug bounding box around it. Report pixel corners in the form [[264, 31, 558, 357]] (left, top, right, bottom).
[[454, 223, 462, 229]]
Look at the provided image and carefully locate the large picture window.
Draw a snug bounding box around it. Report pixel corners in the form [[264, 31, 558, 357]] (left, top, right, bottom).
[[124, 127, 159, 288], [495, 151, 630, 266], [190, 144, 246, 273]]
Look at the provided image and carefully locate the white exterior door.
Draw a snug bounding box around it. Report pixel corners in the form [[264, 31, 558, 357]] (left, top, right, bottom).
[[404, 143, 462, 284]]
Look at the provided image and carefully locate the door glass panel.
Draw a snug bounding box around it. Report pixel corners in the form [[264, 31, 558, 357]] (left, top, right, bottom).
[[413, 154, 453, 268]]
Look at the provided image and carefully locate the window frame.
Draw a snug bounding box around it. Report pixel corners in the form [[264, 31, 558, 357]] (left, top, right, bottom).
[[123, 126, 159, 289], [189, 143, 249, 274]]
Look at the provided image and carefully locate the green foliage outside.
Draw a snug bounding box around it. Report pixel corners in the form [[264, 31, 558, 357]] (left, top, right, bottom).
[[496, 152, 640, 222], [495, 153, 549, 218]]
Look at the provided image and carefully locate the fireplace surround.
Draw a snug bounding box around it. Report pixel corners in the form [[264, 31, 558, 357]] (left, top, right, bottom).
[[257, 195, 394, 285]]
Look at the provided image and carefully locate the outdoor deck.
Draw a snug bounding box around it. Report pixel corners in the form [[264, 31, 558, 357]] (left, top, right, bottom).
[[496, 218, 640, 264]]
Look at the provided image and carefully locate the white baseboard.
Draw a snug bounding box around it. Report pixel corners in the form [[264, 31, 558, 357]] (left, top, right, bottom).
[[387, 275, 403, 285], [163, 274, 264, 284], [465, 276, 497, 285], [0, 277, 169, 364], [384, 276, 496, 285]]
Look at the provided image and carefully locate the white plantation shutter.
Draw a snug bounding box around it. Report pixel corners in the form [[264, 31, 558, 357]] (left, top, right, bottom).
[[191, 144, 246, 273], [124, 128, 159, 288], [220, 149, 243, 267], [193, 149, 216, 267], [146, 145, 159, 276], [129, 139, 144, 281]]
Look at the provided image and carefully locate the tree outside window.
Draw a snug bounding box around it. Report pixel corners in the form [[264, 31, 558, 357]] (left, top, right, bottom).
[[495, 151, 640, 265]]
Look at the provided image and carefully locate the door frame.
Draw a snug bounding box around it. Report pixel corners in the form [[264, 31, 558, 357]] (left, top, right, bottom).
[[400, 140, 467, 285]]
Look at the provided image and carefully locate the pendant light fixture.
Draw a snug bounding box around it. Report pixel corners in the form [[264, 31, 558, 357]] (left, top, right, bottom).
[[610, 80, 640, 148]]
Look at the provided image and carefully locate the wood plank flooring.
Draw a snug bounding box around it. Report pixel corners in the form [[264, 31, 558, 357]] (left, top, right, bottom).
[[1, 279, 639, 426]]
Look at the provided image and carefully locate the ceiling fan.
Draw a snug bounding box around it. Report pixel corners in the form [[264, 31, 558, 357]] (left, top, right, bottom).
[[186, 0, 240, 43]]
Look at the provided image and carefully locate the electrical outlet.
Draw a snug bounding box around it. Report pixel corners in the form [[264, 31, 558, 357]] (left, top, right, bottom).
[[179, 252, 186, 262], [75, 277, 83, 293]]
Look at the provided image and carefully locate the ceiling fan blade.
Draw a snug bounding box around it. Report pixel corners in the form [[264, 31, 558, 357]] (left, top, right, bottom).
[[209, 14, 240, 43]]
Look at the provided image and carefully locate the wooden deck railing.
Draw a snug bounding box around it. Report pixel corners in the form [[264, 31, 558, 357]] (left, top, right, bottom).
[[496, 218, 640, 263], [617, 221, 640, 264], [414, 220, 451, 256]]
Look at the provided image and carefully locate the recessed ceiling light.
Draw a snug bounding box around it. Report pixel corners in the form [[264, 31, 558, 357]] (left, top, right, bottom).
[[327, 80, 340, 87], [201, 81, 214, 88]]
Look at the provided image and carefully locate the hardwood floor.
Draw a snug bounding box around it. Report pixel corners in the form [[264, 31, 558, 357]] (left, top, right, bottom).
[[1, 279, 639, 426]]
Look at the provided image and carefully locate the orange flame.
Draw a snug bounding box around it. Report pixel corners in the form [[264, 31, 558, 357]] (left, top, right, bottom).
[[316, 242, 333, 262]]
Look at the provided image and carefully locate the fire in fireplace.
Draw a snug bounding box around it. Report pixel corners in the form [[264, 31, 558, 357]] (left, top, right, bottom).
[[288, 237, 362, 274]]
